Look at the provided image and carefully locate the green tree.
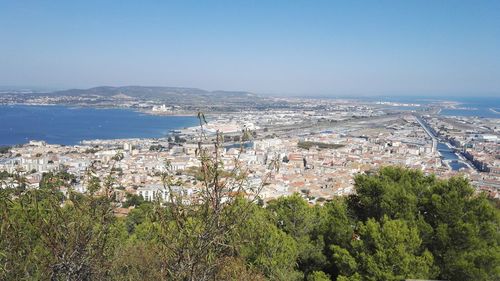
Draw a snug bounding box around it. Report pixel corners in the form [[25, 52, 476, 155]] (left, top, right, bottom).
[[110, 240, 165, 281], [0, 146, 10, 154], [124, 202, 152, 234], [316, 198, 355, 278], [267, 193, 327, 277], [122, 193, 145, 208], [236, 202, 302, 280], [347, 167, 432, 222], [420, 177, 500, 281], [39, 171, 76, 190], [307, 270, 331, 281], [0, 188, 120, 280], [332, 217, 437, 281], [346, 167, 500, 281]]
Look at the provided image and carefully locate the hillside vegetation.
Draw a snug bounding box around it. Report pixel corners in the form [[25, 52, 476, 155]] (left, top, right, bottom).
[[1, 166, 499, 280]]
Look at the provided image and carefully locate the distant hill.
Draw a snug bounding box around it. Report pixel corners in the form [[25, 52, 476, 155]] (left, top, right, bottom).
[[44, 86, 269, 107], [48, 86, 258, 100], [0, 86, 284, 110]]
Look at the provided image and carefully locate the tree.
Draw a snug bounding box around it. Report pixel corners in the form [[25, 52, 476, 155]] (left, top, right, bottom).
[[420, 177, 500, 281], [347, 166, 430, 222], [316, 198, 355, 278], [149, 144, 164, 151], [267, 194, 327, 277], [332, 217, 437, 281], [174, 135, 186, 143], [110, 240, 165, 280], [122, 193, 145, 208], [307, 271, 331, 281], [215, 256, 266, 281], [0, 146, 10, 154], [124, 203, 153, 233], [236, 202, 302, 280], [39, 171, 76, 190], [345, 167, 500, 281], [0, 188, 121, 280]]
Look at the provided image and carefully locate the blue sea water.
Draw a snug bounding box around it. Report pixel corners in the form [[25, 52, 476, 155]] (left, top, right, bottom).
[[439, 97, 500, 118], [369, 96, 499, 118], [0, 105, 198, 146]]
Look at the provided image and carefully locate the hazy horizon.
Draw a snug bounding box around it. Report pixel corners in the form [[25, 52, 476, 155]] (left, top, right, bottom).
[[1, 84, 499, 100], [1, 0, 499, 97]]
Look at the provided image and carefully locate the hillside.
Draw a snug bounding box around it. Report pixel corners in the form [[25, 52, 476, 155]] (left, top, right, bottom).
[[49, 86, 265, 103]]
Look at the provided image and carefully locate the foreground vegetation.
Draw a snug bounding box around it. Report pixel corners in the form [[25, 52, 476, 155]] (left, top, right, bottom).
[[1, 166, 499, 280]]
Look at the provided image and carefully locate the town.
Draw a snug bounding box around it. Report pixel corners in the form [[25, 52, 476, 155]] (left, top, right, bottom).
[[1, 97, 499, 209]]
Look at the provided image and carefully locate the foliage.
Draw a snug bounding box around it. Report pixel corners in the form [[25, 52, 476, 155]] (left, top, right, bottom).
[[39, 171, 76, 190], [332, 217, 437, 280], [307, 271, 331, 281], [174, 135, 186, 143], [0, 188, 118, 280], [298, 141, 345, 150], [0, 146, 11, 154], [149, 144, 164, 151], [347, 166, 500, 281], [235, 201, 302, 280], [267, 194, 327, 276], [1, 145, 499, 280], [122, 193, 145, 208]]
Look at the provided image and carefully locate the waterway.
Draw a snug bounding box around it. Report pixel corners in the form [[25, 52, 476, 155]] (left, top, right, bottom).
[[415, 115, 470, 171], [436, 143, 468, 171]]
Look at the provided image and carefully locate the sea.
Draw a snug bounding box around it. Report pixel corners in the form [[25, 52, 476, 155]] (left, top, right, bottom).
[[0, 105, 198, 146], [372, 96, 500, 118], [438, 97, 500, 118], [0, 97, 498, 146]]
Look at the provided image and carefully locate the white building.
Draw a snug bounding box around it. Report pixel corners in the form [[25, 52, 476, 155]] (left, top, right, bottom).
[[137, 184, 193, 202]]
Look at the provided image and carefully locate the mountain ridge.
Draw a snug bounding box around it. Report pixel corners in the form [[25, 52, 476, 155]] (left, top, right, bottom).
[[46, 86, 257, 99]]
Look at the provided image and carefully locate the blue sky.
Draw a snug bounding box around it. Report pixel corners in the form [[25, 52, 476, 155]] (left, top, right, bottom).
[[0, 0, 499, 96]]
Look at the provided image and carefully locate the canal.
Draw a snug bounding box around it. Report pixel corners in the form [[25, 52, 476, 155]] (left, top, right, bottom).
[[415, 115, 469, 171], [437, 143, 469, 171]]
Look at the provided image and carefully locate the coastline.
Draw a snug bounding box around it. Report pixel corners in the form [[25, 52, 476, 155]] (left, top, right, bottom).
[[489, 108, 500, 114]]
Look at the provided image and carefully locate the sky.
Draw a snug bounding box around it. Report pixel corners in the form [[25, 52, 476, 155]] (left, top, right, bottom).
[[0, 0, 499, 97]]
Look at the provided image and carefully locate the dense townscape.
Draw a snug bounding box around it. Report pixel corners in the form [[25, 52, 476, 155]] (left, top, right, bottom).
[[1, 89, 499, 204]]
